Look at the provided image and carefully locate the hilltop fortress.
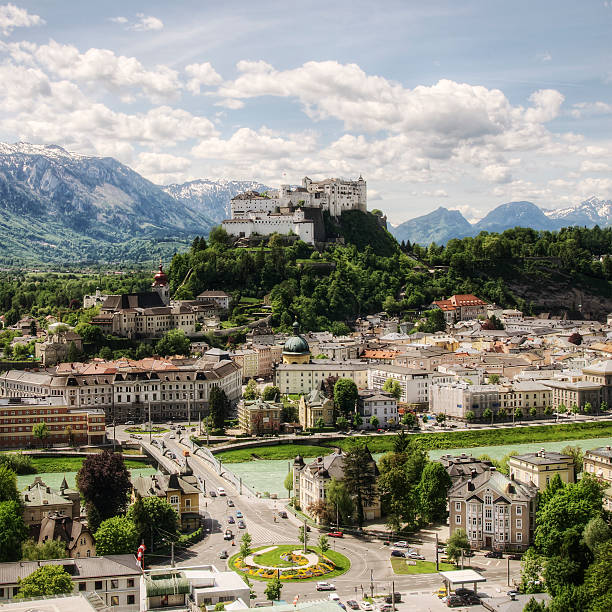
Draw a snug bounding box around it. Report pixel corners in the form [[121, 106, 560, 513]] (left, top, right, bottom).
[[221, 175, 367, 244]]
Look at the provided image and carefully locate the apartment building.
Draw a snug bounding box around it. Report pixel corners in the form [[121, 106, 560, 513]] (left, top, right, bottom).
[[448, 468, 538, 552], [368, 365, 453, 408], [238, 398, 282, 434], [298, 388, 334, 429], [433, 294, 488, 323], [274, 361, 368, 394], [438, 454, 494, 484], [357, 389, 398, 428], [508, 449, 575, 490], [0, 357, 242, 423], [543, 380, 603, 411], [394, 347, 456, 370], [582, 360, 612, 406], [232, 349, 258, 381], [196, 291, 231, 310], [583, 445, 612, 511], [0, 555, 142, 610], [498, 381, 552, 416], [0, 397, 105, 448], [21, 476, 80, 527]]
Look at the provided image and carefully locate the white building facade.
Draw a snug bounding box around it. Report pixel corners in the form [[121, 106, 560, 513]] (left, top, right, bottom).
[[222, 209, 315, 244]]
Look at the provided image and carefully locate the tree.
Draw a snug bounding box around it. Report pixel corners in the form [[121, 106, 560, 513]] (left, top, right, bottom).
[[561, 445, 584, 475], [582, 516, 611, 554], [240, 532, 252, 559], [64, 425, 74, 447], [333, 378, 358, 419], [353, 413, 363, 428], [418, 462, 452, 523], [482, 407, 493, 424], [264, 576, 282, 601], [21, 538, 67, 561], [66, 341, 81, 362], [298, 525, 309, 547], [488, 374, 501, 384], [326, 477, 354, 525], [446, 528, 470, 564], [370, 415, 380, 429], [558, 404, 567, 415], [32, 421, 49, 448], [284, 470, 293, 498], [336, 415, 349, 431], [583, 402, 592, 414], [314, 417, 325, 429], [342, 444, 377, 527], [520, 548, 545, 594], [243, 379, 259, 401], [514, 407, 523, 421], [530, 406, 538, 418], [582, 540, 612, 611], [570, 403, 580, 418], [544, 405, 553, 417], [318, 534, 329, 553], [0, 464, 19, 503], [94, 516, 139, 556], [209, 386, 230, 430], [465, 410, 475, 424], [401, 412, 416, 428], [306, 500, 331, 523], [436, 412, 446, 424], [0, 500, 28, 561], [543, 555, 581, 597], [382, 378, 402, 400], [15, 565, 72, 599], [262, 385, 281, 402], [208, 226, 233, 249], [76, 450, 132, 529], [155, 329, 191, 357], [127, 496, 179, 549], [524, 597, 547, 612], [392, 429, 410, 454]]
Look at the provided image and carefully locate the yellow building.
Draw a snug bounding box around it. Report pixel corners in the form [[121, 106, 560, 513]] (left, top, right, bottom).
[[298, 389, 334, 429], [282, 321, 311, 364], [508, 449, 575, 490], [132, 461, 201, 531], [238, 398, 282, 434]]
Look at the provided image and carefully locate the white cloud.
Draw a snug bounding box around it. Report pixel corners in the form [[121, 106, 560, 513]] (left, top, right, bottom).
[[185, 62, 222, 94], [3, 40, 181, 102], [110, 14, 163, 32], [422, 189, 449, 198], [135, 152, 191, 183], [580, 160, 610, 173], [571, 101, 612, 118], [482, 164, 513, 184], [0, 3, 44, 36]]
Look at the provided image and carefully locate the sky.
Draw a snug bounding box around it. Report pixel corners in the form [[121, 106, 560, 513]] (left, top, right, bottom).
[[1, 1, 612, 224]]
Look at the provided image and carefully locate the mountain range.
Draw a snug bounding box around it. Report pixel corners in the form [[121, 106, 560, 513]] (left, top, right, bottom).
[[0, 143, 269, 265], [390, 197, 612, 245]]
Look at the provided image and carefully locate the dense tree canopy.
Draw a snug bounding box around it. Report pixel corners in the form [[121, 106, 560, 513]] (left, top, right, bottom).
[[94, 516, 139, 556], [15, 565, 73, 599], [0, 500, 28, 561]]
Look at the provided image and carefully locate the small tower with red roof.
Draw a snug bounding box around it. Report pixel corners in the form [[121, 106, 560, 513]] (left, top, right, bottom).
[[152, 259, 170, 305]]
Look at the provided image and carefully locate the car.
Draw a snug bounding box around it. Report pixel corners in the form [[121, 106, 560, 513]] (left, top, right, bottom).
[[390, 550, 405, 558], [328, 531, 343, 538], [384, 593, 402, 603], [238, 520, 246, 529], [329, 593, 340, 601], [219, 550, 228, 559], [209, 490, 217, 497], [131, 434, 142, 439], [169, 434, 176, 439], [379, 605, 395, 612], [407, 552, 425, 560], [507, 590, 520, 597], [464, 595, 481, 605], [228, 516, 235, 524], [392, 541, 409, 548], [338, 604, 346, 611], [278, 510, 288, 518], [236, 510, 243, 518], [437, 546, 446, 553], [434, 587, 448, 598], [217, 487, 226, 496], [125, 420, 135, 425], [439, 556, 452, 564], [227, 499, 235, 507], [223, 530, 233, 540], [346, 601, 359, 610], [446, 596, 464, 608], [316, 582, 336, 591], [485, 550, 503, 558], [508, 554, 522, 561], [463, 549, 474, 557], [359, 603, 374, 611], [455, 588, 474, 597]]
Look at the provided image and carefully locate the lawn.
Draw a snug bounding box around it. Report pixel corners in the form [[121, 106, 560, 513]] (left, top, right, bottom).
[[217, 444, 329, 463], [30, 456, 151, 473], [228, 545, 350, 582], [391, 558, 458, 574]]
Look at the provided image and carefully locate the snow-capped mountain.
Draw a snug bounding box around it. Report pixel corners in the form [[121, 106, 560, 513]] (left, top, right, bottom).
[[163, 179, 271, 223], [0, 142, 215, 264], [544, 196, 612, 227]]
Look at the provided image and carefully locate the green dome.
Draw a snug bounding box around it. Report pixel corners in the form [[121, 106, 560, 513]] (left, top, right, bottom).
[[283, 321, 310, 354]]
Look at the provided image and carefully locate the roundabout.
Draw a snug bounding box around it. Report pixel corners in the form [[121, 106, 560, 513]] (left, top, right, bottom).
[[229, 544, 350, 582]]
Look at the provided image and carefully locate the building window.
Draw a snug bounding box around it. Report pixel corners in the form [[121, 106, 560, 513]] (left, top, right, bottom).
[[516, 506, 522, 515], [516, 519, 522, 529], [127, 579, 134, 588], [170, 495, 179, 505], [111, 596, 119, 606], [455, 515, 461, 524], [95, 581, 103, 590], [111, 579, 118, 589], [517, 532, 522, 542], [127, 594, 135, 605]]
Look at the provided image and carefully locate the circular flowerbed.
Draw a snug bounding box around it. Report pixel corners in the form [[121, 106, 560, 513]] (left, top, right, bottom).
[[229, 545, 350, 582]]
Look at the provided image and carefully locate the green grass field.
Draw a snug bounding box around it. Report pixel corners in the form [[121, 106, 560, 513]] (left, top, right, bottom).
[[390, 558, 458, 574], [228, 545, 350, 582], [218, 444, 329, 463], [30, 456, 150, 473]]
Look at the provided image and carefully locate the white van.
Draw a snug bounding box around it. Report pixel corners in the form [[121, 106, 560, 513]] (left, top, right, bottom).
[[218, 487, 226, 496]]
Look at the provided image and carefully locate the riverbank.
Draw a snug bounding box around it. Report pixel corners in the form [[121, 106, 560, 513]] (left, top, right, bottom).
[[216, 420, 612, 463]]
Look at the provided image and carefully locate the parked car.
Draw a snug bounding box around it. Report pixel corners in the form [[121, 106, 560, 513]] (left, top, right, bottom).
[[125, 421, 135, 425], [463, 549, 474, 557], [485, 550, 503, 558], [464, 595, 481, 605], [236, 510, 243, 518], [227, 499, 235, 507], [228, 516, 235, 524], [316, 582, 336, 591], [169, 434, 176, 439], [238, 520, 246, 529], [507, 590, 520, 597], [384, 592, 402, 603], [392, 541, 409, 548], [359, 603, 374, 611], [278, 510, 288, 518], [346, 601, 359, 610], [209, 490, 217, 497], [434, 587, 448, 599], [407, 552, 425, 560], [217, 487, 226, 496], [508, 554, 522, 561], [455, 588, 474, 597], [390, 550, 405, 558], [223, 530, 233, 540], [439, 556, 452, 564], [329, 593, 340, 601], [219, 550, 228, 559], [379, 605, 395, 612], [327, 531, 343, 538], [446, 596, 464, 608]]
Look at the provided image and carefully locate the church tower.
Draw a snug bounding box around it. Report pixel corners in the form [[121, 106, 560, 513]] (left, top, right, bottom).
[[152, 261, 170, 305]]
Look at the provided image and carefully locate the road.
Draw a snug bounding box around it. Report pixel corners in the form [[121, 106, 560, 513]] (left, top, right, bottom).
[[133, 427, 523, 610]]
